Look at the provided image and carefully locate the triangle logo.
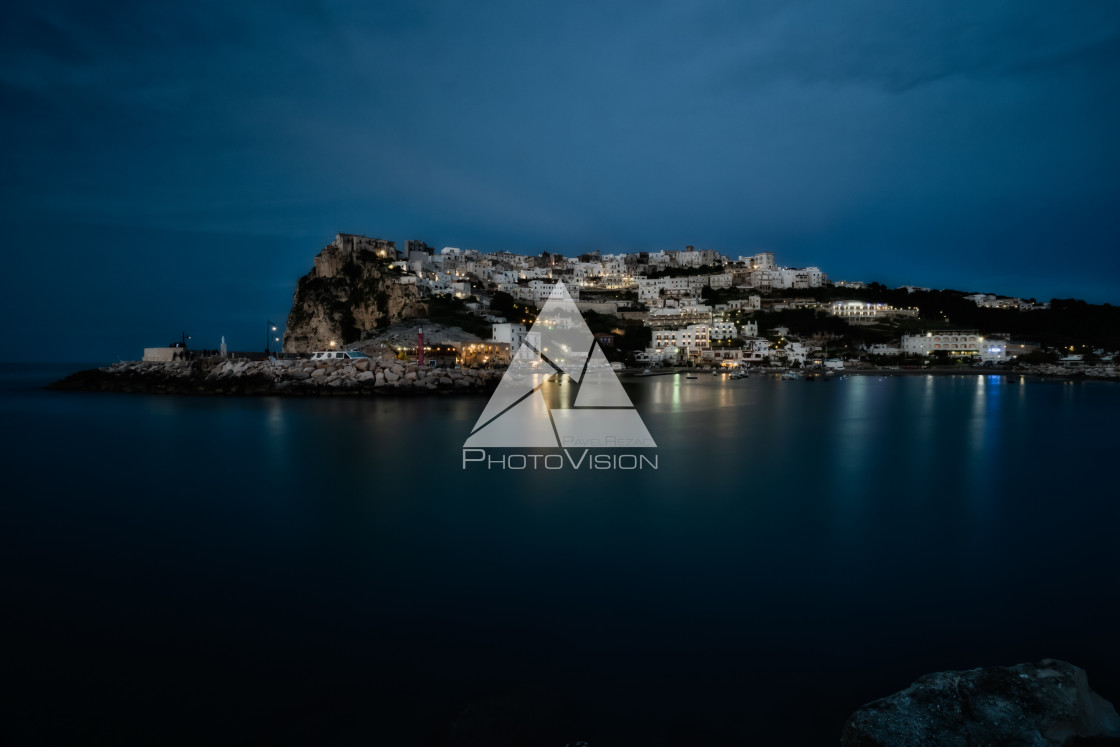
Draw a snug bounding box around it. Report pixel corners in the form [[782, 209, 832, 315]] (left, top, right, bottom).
[[464, 282, 656, 448]]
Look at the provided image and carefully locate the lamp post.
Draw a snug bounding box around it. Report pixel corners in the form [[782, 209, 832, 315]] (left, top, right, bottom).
[[266, 320, 277, 354]]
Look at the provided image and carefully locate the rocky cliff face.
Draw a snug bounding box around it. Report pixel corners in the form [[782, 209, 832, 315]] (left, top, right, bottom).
[[283, 234, 425, 353]]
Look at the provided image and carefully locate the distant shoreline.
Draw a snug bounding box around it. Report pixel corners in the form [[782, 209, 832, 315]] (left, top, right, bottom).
[[621, 364, 1119, 382]]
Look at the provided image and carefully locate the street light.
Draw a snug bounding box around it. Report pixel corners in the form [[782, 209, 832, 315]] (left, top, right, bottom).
[[266, 320, 277, 354]]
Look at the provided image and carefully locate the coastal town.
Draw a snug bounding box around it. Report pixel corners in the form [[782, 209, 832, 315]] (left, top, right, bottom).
[[275, 232, 1118, 375], [52, 231, 1119, 396]]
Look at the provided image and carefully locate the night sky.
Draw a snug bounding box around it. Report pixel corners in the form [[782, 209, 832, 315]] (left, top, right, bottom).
[[2, 1, 1118, 362]]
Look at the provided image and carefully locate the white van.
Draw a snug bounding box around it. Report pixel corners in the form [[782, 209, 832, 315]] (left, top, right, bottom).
[[309, 350, 370, 361]]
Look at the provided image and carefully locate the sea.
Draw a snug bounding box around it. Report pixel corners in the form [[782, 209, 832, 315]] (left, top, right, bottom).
[[2, 363, 1118, 746]]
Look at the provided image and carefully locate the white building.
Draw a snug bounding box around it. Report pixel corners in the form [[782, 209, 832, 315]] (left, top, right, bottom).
[[651, 324, 711, 359], [829, 301, 920, 324], [711, 321, 739, 341], [739, 252, 776, 270], [491, 323, 528, 351], [901, 330, 984, 358]]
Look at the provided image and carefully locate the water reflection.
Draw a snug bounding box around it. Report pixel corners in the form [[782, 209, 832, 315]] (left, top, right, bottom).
[[6, 370, 1120, 746]]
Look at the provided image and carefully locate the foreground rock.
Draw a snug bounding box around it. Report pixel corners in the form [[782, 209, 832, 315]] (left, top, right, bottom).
[[47, 358, 498, 396], [843, 659, 1120, 746]]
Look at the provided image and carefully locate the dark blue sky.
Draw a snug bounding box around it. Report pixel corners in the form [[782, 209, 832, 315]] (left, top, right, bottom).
[[2, 1, 1118, 361]]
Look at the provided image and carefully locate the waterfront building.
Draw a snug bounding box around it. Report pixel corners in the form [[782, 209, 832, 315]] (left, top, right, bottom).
[[650, 324, 711, 363], [901, 330, 984, 357]]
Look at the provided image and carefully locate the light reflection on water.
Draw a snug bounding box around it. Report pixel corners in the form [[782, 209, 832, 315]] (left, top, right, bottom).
[[2, 369, 1119, 745]]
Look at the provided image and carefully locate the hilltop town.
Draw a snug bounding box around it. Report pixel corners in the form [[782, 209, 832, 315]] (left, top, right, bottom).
[[280, 233, 1120, 371]]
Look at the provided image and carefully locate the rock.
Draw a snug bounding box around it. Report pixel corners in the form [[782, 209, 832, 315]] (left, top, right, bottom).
[[385, 370, 399, 383], [375, 372, 386, 386], [281, 234, 425, 353], [405, 372, 417, 381], [440, 376, 453, 386], [842, 659, 1120, 747], [454, 378, 471, 388], [356, 371, 374, 382]]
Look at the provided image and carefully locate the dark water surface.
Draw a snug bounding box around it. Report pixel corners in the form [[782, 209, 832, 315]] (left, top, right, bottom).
[[2, 364, 1118, 745]]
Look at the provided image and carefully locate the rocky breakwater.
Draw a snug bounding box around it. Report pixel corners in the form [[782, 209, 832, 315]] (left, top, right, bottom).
[[843, 659, 1120, 746], [1019, 363, 1120, 380], [48, 358, 498, 396]]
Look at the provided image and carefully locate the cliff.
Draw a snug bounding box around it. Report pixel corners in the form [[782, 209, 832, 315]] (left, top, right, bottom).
[[282, 233, 426, 353]]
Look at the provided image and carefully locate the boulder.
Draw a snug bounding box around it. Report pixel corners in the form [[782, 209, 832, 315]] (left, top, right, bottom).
[[356, 370, 374, 382], [842, 659, 1120, 747], [310, 368, 327, 378], [385, 370, 399, 383], [375, 372, 386, 387]]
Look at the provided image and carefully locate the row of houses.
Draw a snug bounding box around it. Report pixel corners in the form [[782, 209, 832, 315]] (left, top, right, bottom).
[[346, 233, 828, 304]]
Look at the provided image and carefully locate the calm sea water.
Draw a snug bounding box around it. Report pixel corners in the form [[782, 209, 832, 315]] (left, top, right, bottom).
[[2, 364, 1118, 746]]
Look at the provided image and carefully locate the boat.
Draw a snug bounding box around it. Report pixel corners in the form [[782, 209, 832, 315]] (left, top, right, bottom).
[[686, 374, 698, 379], [780, 370, 800, 380]]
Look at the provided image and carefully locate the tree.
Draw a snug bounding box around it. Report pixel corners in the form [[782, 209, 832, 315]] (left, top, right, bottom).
[[490, 291, 516, 318]]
